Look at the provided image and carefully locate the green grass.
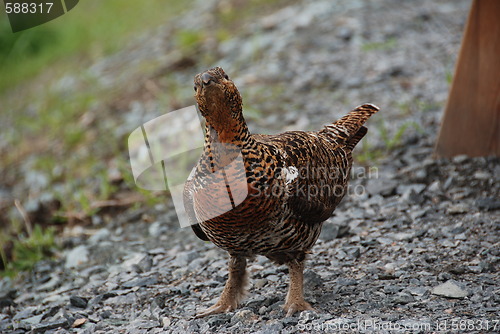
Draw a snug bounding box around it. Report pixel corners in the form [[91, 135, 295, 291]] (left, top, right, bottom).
[[355, 119, 424, 164], [175, 29, 205, 54], [362, 37, 398, 52], [0, 0, 186, 93], [1, 224, 58, 278]]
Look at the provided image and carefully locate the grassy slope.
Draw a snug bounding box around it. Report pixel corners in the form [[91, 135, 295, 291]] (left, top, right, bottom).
[[0, 0, 186, 92]]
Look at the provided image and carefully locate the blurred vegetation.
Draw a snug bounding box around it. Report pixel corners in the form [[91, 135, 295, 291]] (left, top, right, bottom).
[[0, 0, 186, 92], [0, 224, 58, 278], [362, 37, 398, 52], [355, 117, 425, 164]]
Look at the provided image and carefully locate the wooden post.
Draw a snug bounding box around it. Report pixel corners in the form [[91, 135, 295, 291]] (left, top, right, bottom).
[[435, 0, 500, 158]]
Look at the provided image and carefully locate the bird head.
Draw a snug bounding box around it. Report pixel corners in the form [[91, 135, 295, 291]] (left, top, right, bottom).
[[194, 67, 243, 122]]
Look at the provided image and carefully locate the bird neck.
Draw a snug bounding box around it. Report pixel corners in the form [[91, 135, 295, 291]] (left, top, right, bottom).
[[205, 111, 250, 146]]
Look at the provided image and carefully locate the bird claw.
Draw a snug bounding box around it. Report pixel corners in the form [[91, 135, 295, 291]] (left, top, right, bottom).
[[196, 302, 236, 318], [283, 300, 314, 317]]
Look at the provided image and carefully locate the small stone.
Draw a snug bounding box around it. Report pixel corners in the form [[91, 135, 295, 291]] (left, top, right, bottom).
[[266, 275, 279, 282], [440, 239, 457, 248], [134, 255, 153, 273], [378, 273, 397, 280], [396, 183, 426, 196], [406, 189, 425, 204], [473, 171, 490, 179], [446, 204, 468, 214], [162, 317, 171, 328], [0, 295, 14, 308], [148, 221, 166, 236], [251, 296, 279, 308], [391, 292, 415, 305], [152, 295, 166, 309], [72, 318, 87, 328], [344, 246, 361, 259], [452, 155, 468, 164], [69, 295, 88, 308], [254, 279, 268, 289], [450, 225, 466, 234], [336, 250, 347, 260], [173, 251, 198, 267], [345, 77, 363, 88], [319, 223, 339, 241], [443, 176, 454, 190], [438, 272, 452, 281], [282, 317, 298, 326], [428, 181, 441, 193], [31, 319, 69, 333], [65, 245, 89, 268], [432, 280, 468, 299], [304, 270, 323, 289], [376, 237, 393, 245], [88, 228, 110, 245], [207, 313, 231, 327], [337, 26, 353, 41], [337, 224, 350, 238], [100, 310, 112, 319], [122, 276, 158, 288], [22, 314, 43, 325], [384, 285, 402, 294], [231, 309, 256, 324], [41, 306, 60, 320], [86, 295, 103, 308], [366, 179, 398, 197], [406, 287, 428, 296], [337, 278, 357, 286], [447, 265, 466, 275], [132, 319, 159, 329], [410, 209, 428, 221], [479, 261, 494, 273], [476, 197, 500, 211], [391, 232, 413, 241], [13, 306, 38, 321]]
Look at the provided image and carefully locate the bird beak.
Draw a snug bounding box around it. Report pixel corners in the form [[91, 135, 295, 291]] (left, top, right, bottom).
[[201, 73, 215, 86]]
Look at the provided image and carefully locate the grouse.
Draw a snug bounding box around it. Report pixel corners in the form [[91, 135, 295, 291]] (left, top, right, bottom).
[[183, 67, 379, 316]]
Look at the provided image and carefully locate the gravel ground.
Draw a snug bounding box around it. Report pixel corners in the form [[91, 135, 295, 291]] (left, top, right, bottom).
[[1, 0, 499, 333]]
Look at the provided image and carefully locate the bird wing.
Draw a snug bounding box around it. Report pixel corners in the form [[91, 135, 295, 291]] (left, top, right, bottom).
[[253, 131, 348, 225]]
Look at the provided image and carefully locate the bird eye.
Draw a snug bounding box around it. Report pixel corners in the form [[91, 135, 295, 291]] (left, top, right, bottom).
[[194, 86, 197, 92], [224, 74, 229, 80]]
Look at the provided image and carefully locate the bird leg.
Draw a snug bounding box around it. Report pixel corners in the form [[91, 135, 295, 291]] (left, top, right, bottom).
[[196, 255, 247, 317], [283, 259, 313, 316]]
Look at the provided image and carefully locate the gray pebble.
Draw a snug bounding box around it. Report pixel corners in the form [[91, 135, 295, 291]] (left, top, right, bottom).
[[432, 280, 468, 299]]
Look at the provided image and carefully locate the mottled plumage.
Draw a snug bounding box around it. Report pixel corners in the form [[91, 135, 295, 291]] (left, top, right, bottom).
[[183, 67, 378, 316]]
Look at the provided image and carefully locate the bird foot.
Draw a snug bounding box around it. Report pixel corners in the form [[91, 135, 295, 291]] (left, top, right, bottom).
[[283, 299, 314, 317], [196, 301, 237, 318]]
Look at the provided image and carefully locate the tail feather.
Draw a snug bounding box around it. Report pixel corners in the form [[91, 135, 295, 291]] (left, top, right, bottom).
[[346, 126, 368, 150], [321, 103, 379, 148]]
